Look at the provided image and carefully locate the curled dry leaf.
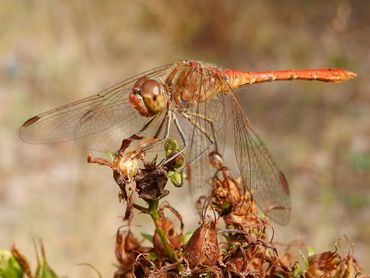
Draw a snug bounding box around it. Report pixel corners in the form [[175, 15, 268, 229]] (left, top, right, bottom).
[[225, 241, 278, 276], [114, 227, 152, 278], [210, 160, 266, 242], [305, 248, 365, 278], [184, 218, 219, 268], [86, 136, 369, 277], [306, 250, 342, 277], [115, 228, 141, 267]]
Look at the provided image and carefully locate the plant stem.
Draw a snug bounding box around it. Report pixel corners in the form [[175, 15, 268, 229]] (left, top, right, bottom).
[[147, 200, 175, 262]]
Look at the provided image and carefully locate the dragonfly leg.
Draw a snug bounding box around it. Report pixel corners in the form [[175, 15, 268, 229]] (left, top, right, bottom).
[[181, 111, 218, 152], [175, 111, 221, 171], [160, 114, 189, 166], [141, 110, 172, 152], [139, 115, 159, 134], [173, 114, 189, 152]]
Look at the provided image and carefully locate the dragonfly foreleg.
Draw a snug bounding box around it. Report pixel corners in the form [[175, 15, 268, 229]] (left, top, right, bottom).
[[142, 110, 172, 152], [139, 115, 159, 134], [160, 114, 189, 166]]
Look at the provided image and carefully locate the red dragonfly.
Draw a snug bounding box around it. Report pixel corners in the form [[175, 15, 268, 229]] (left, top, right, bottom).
[[20, 60, 356, 225]]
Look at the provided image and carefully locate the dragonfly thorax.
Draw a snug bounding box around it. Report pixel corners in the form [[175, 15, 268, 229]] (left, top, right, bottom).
[[164, 60, 228, 108], [129, 76, 168, 117]]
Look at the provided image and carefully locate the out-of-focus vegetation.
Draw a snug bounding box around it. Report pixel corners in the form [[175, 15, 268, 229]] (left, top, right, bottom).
[[1, 1, 369, 277]]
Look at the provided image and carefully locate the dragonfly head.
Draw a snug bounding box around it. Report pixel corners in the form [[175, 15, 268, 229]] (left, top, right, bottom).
[[129, 76, 167, 117]]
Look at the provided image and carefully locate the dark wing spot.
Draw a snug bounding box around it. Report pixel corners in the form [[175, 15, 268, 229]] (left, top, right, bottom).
[[279, 171, 290, 195], [22, 115, 40, 127]]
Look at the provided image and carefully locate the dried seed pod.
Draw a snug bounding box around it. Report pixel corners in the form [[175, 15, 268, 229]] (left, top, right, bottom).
[[184, 219, 219, 268], [225, 242, 270, 275], [224, 247, 248, 274], [135, 162, 169, 200], [210, 161, 266, 240]]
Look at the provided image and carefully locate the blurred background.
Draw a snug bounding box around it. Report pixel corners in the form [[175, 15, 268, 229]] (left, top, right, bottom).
[[1, 0, 369, 276]]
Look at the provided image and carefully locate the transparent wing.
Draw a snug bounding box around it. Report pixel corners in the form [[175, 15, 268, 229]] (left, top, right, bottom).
[[176, 95, 228, 198], [19, 64, 171, 151], [222, 90, 291, 225], [164, 61, 290, 224], [172, 65, 228, 198]]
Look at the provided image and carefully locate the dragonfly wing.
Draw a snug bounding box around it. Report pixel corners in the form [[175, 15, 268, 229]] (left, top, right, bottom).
[[175, 94, 228, 198], [19, 65, 171, 151], [220, 91, 291, 225], [170, 64, 229, 198]]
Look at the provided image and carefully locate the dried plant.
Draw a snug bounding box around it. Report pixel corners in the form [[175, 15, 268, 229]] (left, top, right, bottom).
[[88, 135, 369, 277], [2, 134, 368, 277]]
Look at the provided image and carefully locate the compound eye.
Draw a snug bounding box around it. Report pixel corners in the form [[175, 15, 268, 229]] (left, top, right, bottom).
[[141, 80, 161, 99], [133, 87, 141, 94], [141, 79, 166, 114], [132, 76, 149, 94]]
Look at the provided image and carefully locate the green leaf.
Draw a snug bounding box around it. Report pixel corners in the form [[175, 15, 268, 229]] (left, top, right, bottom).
[[181, 231, 193, 244], [34, 240, 59, 278], [0, 250, 23, 278], [147, 252, 159, 260], [35, 263, 59, 278], [141, 233, 153, 242]]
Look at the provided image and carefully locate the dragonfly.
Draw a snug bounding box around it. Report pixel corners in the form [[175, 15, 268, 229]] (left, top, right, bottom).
[[19, 60, 356, 225]]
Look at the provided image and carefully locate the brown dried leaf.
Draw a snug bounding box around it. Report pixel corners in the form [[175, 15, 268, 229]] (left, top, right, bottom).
[[115, 227, 145, 276], [306, 250, 342, 277], [184, 218, 219, 268]]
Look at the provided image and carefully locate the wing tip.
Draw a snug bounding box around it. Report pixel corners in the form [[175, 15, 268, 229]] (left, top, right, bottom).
[[267, 206, 292, 226]]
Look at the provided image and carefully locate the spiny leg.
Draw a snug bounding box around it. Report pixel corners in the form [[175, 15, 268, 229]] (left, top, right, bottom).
[[142, 110, 172, 152], [160, 113, 189, 167], [182, 111, 218, 152]]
